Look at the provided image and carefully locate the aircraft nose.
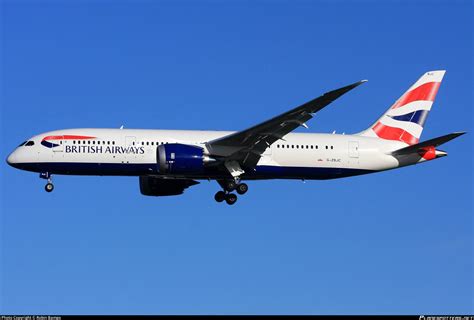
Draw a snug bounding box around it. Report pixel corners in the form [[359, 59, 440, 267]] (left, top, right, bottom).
[[6, 151, 17, 167]]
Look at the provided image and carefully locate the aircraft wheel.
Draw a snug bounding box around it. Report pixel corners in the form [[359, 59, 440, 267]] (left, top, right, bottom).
[[224, 180, 236, 192], [236, 183, 248, 195], [45, 183, 54, 193], [225, 193, 237, 205], [214, 191, 226, 203]]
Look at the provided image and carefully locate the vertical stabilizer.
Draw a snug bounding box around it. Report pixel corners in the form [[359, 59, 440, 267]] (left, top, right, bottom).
[[360, 70, 446, 145]]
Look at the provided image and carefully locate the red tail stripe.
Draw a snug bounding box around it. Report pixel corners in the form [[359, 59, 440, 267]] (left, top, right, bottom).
[[43, 135, 96, 141], [373, 122, 419, 145], [391, 81, 441, 109], [419, 146, 436, 160]]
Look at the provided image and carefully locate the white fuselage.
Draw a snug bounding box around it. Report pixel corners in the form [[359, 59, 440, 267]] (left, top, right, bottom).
[[7, 128, 411, 180]]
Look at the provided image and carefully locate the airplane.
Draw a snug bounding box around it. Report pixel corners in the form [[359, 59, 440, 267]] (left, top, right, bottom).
[[6, 70, 465, 205]]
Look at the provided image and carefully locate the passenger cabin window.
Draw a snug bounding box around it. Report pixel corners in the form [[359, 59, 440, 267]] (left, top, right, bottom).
[[25, 141, 35, 146]]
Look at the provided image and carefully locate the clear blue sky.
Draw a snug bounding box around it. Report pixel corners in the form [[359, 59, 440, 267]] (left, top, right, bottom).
[[1, 0, 472, 315]]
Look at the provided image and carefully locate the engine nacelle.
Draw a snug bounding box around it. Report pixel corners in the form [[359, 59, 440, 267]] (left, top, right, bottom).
[[157, 143, 209, 174], [139, 176, 199, 196]]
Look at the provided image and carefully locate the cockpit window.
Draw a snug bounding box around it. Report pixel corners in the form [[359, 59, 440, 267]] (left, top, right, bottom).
[[18, 141, 27, 147], [25, 141, 35, 146]]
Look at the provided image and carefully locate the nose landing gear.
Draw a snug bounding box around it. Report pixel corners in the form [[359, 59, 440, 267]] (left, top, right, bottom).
[[40, 172, 54, 193], [215, 180, 249, 205], [45, 182, 54, 192]]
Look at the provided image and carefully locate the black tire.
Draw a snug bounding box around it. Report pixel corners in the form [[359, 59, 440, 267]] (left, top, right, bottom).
[[214, 191, 226, 202], [45, 183, 54, 193], [225, 180, 236, 192], [236, 183, 248, 195], [225, 193, 237, 205]]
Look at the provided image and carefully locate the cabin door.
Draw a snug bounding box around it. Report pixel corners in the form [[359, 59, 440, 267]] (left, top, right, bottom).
[[52, 136, 64, 152], [348, 141, 359, 164]]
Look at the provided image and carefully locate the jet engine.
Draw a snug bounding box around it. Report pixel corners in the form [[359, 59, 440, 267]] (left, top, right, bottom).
[[139, 176, 199, 196], [157, 143, 213, 174]]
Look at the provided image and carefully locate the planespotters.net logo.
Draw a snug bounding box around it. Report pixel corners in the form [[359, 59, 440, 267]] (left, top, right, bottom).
[[420, 316, 474, 320]]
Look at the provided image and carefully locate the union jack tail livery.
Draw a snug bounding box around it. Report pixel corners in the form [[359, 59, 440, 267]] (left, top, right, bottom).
[[360, 70, 446, 145]]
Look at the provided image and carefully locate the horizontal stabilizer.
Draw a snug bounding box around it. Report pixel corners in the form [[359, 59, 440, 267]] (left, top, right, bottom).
[[391, 132, 466, 156]]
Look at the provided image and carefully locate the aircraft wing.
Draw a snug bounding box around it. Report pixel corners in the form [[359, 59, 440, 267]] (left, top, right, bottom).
[[206, 80, 366, 175]]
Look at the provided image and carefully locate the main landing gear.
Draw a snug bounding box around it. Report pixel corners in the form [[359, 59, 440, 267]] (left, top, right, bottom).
[[215, 180, 248, 205], [40, 172, 54, 193]]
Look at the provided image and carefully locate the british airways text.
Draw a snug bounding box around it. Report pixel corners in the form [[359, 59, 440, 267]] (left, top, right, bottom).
[[65, 145, 145, 154]]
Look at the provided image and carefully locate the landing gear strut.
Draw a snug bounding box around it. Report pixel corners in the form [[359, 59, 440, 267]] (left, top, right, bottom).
[[215, 180, 249, 205], [223, 180, 236, 192], [40, 172, 54, 193]]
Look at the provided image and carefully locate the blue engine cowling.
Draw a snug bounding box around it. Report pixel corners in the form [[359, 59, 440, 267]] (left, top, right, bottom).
[[157, 143, 206, 174]]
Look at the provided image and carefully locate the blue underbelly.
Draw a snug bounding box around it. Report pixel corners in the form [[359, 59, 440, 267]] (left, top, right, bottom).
[[12, 162, 374, 180]]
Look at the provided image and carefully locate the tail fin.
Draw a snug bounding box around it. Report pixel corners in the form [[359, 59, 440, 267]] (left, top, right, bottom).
[[360, 70, 446, 145]]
